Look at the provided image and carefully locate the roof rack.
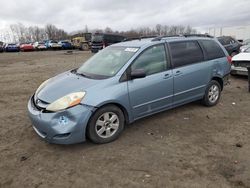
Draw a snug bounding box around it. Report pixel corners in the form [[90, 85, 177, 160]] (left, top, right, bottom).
[[183, 34, 214, 38], [151, 34, 214, 41], [151, 35, 183, 41], [124, 35, 157, 41]]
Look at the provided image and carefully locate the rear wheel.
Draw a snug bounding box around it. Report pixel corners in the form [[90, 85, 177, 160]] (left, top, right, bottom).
[[87, 105, 125, 144], [202, 80, 221, 106]]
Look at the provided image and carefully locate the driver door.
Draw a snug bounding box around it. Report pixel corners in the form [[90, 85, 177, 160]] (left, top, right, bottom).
[[127, 44, 174, 119]]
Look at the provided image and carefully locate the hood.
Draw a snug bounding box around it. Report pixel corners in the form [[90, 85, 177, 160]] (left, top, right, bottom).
[[37, 71, 100, 103], [232, 53, 250, 61]]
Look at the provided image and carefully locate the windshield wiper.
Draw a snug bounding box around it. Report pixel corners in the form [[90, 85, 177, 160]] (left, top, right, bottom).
[[71, 69, 91, 78]]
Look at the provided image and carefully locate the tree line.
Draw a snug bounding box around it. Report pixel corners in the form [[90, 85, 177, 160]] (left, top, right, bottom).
[[0, 23, 197, 43]]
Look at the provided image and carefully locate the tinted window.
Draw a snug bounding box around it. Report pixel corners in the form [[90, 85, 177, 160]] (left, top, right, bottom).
[[200, 40, 225, 60], [131, 44, 167, 76], [169, 41, 203, 68], [218, 38, 226, 45]]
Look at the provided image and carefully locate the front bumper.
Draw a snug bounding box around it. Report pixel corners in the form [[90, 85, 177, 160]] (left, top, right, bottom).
[[231, 65, 248, 76], [27, 97, 95, 144], [91, 46, 103, 53]]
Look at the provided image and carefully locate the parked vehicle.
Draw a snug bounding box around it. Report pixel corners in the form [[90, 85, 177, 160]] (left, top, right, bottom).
[[58, 40, 72, 50], [20, 43, 34, 51], [45, 40, 62, 50], [217, 36, 242, 56], [71, 33, 92, 50], [91, 33, 126, 53], [33, 42, 47, 51], [0, 41, 4, 52], [242, 38, 250, 46], [240, 45, 250, 52], [231, 48, 250, 76], [5, 43, 20, 52], [28, 35, 231, 144]]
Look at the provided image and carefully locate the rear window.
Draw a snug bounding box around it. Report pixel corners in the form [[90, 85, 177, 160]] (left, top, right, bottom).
[[199, 40, 225, 60], [169, 41, 204, 68]]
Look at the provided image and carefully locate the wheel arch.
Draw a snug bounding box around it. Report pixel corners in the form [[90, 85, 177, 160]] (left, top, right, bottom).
[[94, 102, 130, 125], [211, 76, 223, 91]]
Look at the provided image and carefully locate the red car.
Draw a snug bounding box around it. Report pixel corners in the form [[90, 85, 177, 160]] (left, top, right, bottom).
[[20, 43, 34, 51]]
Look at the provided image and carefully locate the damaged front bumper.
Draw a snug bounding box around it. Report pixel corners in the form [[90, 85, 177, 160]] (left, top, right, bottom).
[[27, 96, 95, 144]]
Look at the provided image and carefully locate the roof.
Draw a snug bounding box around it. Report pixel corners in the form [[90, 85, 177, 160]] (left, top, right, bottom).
[[113, 35, 215, 48]]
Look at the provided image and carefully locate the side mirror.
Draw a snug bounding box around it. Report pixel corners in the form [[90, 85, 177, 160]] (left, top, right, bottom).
[[130, 69, 146, 79]]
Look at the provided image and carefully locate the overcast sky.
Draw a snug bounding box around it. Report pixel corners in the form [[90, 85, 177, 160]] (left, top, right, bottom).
[[0, 0, 250, 32]]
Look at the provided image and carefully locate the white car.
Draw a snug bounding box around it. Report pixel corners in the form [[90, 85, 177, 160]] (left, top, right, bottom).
[[231, 48, 250, 76], [33, 42, 47, 50], [240, 44, 250, 52]]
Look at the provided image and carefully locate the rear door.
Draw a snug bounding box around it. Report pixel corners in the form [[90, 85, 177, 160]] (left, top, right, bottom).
[[169, 40, 210, 106], [127, 44, 173, 119]]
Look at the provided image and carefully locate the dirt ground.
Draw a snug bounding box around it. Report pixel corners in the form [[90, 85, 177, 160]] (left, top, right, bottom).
[[0, 51, 249, 188]]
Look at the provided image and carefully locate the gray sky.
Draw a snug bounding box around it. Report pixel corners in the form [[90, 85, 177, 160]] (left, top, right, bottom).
[[1, 0, 250, 32]]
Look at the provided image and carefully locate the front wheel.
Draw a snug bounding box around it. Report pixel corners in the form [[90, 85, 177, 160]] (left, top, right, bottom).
[[87, 105, 125, 144], [202, 80, 221, 106]]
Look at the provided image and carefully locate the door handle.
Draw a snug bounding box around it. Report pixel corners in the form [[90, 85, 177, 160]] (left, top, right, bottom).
[[163, 73, 171, 79], [175, 70, 182, 76]]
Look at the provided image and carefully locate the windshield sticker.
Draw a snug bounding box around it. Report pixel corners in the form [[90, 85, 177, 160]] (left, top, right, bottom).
[[125, 48, 139, 52]]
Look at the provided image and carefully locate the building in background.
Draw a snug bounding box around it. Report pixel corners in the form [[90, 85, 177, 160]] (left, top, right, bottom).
[[208, 25, 250, 41]]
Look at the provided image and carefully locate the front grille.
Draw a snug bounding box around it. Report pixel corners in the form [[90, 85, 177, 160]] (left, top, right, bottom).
[[233, 61, 250, 67], [32, 95, 50, 112]]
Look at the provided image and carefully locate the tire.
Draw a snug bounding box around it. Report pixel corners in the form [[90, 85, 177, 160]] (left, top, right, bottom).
[[87, 105, 125, 144], [202, 80, 221, 107]]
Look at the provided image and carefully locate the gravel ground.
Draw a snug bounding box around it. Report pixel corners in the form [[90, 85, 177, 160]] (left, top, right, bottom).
[[0, 51, 249, 188]]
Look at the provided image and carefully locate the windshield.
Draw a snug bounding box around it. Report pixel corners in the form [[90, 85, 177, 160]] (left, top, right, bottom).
[[76, 46, 138, 79], [245, 47, 250, 53], [92, 35, 103, 42]]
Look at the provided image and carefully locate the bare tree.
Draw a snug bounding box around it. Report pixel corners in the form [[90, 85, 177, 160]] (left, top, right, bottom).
[[104, 27, 113, 33], [155, 24, 162, 35]]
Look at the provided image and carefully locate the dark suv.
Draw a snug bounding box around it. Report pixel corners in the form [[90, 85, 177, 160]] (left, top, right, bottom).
[[91, 33, 126, 53], [217, 36, 242, 56]]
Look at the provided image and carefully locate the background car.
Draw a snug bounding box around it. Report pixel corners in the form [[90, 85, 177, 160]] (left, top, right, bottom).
[[20, 43, 34, 51], [91, 33, 126, 53], [217, 36, 242, 56], [231, 48, 250, 76], [0, 41, 4, 52], [4, 43, 20, 52], [33, 42, 47, 51], [240, 38, 250, 52], [240, 44, 250, 52], [58, 40, 72, 50], [242, 38, 250, 46], [45, 40, 62, 50]]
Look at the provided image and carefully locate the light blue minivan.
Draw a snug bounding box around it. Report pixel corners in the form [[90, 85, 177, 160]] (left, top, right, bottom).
[[28, 35, 231, 144]]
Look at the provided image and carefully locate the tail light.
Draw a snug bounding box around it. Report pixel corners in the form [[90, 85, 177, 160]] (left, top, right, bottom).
[[227, 56, 232, 64]]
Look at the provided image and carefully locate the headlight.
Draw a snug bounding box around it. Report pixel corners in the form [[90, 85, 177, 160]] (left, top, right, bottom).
[[46, 92, 85, 112], [35, 79, 50, 95]]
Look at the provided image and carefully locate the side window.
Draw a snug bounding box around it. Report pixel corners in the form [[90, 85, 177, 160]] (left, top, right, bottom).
[[131, 44, 167, 76], [200, 40, 225, 60], [224, 37, 232, 45], [169, 41, 203, 68]]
